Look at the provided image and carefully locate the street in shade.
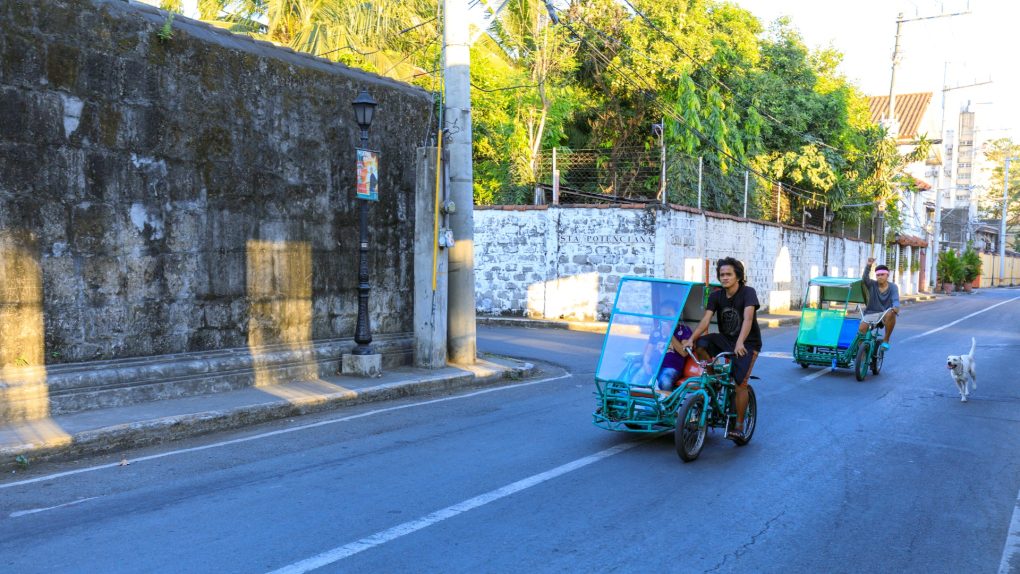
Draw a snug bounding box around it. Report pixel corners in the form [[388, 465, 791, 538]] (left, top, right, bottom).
[[1, 289, 1020, 573]]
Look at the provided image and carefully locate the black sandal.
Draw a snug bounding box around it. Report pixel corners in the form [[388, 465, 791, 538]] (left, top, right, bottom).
[[726, 429, 744, 441]]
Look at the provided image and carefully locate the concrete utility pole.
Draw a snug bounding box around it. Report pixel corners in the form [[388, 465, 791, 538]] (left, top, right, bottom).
[[444, 0, 476, 364], [886, 8, 970, 131], [885, 9, 969, 268], [886, 13, 904, 138], [1001, 157, 1017, 286]]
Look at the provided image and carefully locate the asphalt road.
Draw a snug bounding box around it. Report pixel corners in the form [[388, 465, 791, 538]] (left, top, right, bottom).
[[2, 288, 1020, 573]]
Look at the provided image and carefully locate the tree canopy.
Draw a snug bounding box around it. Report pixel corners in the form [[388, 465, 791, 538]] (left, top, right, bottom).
[[188, 0, 927, 230]]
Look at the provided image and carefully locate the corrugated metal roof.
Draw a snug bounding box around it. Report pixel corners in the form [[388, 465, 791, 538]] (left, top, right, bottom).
[[910, 176, 931, 191], [894, 234, 928, 247], [868, 92, 933, 140]]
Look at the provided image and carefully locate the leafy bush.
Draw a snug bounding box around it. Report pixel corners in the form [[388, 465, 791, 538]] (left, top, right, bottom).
[[937, 249, 964, 286], [961, 244, 983, 283]]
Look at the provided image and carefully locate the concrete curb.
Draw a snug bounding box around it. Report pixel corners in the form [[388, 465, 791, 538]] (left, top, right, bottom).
[[1, 358, 533, 473]]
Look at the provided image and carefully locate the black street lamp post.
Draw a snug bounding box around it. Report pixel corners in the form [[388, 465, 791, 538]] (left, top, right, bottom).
[[352, 89, 377, 356]]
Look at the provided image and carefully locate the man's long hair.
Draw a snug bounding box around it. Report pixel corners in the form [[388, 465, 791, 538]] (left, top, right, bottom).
[[716, 257, 746, 287]]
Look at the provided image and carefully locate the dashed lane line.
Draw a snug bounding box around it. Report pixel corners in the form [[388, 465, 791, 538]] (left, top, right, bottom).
[[264, 439, 652, 574]]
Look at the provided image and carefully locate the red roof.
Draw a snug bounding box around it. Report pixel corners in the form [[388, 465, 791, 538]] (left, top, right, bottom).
[[911, 176, 931, 191], [868, 92, 933, 140], [895, 234, 928, 248]]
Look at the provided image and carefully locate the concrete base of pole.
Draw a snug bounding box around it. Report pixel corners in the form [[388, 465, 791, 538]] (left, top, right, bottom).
[[342, 353, 382, 377]]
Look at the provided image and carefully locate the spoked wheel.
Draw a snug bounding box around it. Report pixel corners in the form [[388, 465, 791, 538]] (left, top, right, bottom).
[[675, 394, 707, 462], [871, 345, 884, 375], [855, 342, 870, 382], [730, 385, 756, 446]]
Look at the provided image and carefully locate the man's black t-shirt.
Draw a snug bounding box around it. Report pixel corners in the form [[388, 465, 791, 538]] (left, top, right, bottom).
[[707, 285, 762, 350]]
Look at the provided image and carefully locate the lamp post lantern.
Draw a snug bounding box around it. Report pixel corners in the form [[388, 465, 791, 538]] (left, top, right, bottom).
[[352, 89, 377, 355]]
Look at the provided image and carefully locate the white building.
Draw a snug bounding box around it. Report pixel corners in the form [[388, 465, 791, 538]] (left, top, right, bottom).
[[868, 92, 937, 294]]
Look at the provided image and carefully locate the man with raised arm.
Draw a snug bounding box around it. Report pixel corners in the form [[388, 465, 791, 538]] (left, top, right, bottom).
[[860, 257, 900, 350]]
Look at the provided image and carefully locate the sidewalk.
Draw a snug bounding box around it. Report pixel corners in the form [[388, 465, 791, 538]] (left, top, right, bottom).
[[478, 292, 942, 333], [0, 355, 533, 473]]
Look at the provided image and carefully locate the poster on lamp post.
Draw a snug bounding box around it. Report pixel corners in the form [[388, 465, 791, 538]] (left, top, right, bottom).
[[355, 148, 379, 201]]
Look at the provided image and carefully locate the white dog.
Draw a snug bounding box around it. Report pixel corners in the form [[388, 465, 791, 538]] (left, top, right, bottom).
[[947, 338, 977, 402]]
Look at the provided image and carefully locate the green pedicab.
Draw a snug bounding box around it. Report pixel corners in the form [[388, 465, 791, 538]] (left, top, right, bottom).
[[792, 276, 889, 381], [591, 276, 757, 462]]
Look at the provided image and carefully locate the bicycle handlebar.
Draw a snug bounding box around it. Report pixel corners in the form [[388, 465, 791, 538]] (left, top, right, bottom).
[[683, 348, 735, 369], [859, 307, 896, 327]]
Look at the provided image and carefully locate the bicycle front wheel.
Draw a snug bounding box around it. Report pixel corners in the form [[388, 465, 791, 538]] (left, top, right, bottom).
[[855, 342, 870, 382], [675, 394, 707, 462]]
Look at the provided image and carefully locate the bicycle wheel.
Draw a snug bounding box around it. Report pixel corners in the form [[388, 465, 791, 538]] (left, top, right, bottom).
[[855, 342, 870, 381], [675, 394, 707, 462], [871, 346, 884, 375], [730, 385, 756, 446]]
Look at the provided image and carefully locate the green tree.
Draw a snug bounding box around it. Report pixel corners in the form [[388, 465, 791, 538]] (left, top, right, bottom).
[[197, 0, 440, 79], [981, 138, 1020, 224], [857, 131, 931, 234], [472, 0, 581, 204]]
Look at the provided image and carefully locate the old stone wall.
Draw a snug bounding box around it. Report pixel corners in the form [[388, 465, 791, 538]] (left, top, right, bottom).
[[0, 1, 429, 375], [475, 205, 873, 320]]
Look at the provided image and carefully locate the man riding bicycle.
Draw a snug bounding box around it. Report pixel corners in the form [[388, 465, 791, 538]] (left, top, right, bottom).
[[680, 257, 761, 441], [860, 257, 900, 350]]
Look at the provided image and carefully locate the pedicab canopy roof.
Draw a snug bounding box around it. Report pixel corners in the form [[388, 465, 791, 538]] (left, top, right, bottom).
[[595, 277, 697, 384], [808, 276, 868, 305]]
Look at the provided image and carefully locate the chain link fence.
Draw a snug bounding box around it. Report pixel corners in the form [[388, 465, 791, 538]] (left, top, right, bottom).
[[534, 146, 875, 242]]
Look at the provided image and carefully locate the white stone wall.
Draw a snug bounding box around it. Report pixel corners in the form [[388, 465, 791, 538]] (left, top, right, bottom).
[[475, 205, 876, 320]]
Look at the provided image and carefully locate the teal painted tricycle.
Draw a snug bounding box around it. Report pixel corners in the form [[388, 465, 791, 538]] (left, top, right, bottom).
[[792, 276, 890, 381], [591, 277, 757, 462]]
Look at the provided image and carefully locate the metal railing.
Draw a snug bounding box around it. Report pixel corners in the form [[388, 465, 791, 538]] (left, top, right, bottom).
[[533, 146, 875, 242]]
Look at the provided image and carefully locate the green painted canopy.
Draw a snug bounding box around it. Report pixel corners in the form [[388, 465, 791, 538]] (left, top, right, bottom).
[[807, 276, 868, 304]]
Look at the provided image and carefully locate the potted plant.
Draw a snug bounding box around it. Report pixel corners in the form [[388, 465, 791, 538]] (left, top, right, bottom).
[[937, 249, 962, 294], [960, 244, 982, 293]]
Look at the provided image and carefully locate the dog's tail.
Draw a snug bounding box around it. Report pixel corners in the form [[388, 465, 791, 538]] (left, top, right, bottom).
[[969, 337, 976, 359]]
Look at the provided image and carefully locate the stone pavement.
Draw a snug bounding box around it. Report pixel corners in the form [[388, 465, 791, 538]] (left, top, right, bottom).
[[0, 355, 532, 473]]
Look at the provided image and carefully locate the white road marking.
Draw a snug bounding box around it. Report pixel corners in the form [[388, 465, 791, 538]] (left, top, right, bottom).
[[265, 440, 648, 574], [1000, 495, 1020, 573], [0, 373, 573, 490], [759, 351, 793, 359], [10, 496, 99, 518], [802, 367, 831, 381], [902, 296, 1020, 343]]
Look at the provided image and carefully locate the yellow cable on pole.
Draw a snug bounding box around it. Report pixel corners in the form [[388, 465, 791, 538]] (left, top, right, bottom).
[[432, 129, 442, 292]]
